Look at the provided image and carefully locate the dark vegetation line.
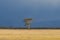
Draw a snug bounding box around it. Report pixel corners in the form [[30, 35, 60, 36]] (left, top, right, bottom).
[[0, 27, 60, 29]]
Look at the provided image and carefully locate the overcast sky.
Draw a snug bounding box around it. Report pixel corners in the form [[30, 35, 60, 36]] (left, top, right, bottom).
[[0, 0, 60, 28]]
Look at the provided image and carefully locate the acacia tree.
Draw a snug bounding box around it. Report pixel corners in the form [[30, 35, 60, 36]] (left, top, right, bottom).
[[24, 18, 32, 29]]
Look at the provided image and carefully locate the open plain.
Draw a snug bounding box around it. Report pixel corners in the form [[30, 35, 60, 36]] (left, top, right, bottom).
[[0, 29, 60, 40]]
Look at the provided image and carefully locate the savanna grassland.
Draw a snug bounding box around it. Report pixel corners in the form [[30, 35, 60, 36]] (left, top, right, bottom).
[[0, 29, 60, 40]]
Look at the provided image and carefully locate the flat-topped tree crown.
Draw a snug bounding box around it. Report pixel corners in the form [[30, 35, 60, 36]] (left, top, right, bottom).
[[24, 18, 32, 24], [24, 18, 32, 22]]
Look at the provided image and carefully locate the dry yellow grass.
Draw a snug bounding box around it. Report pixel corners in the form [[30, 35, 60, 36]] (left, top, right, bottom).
[[0, 29, 60, 40]]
